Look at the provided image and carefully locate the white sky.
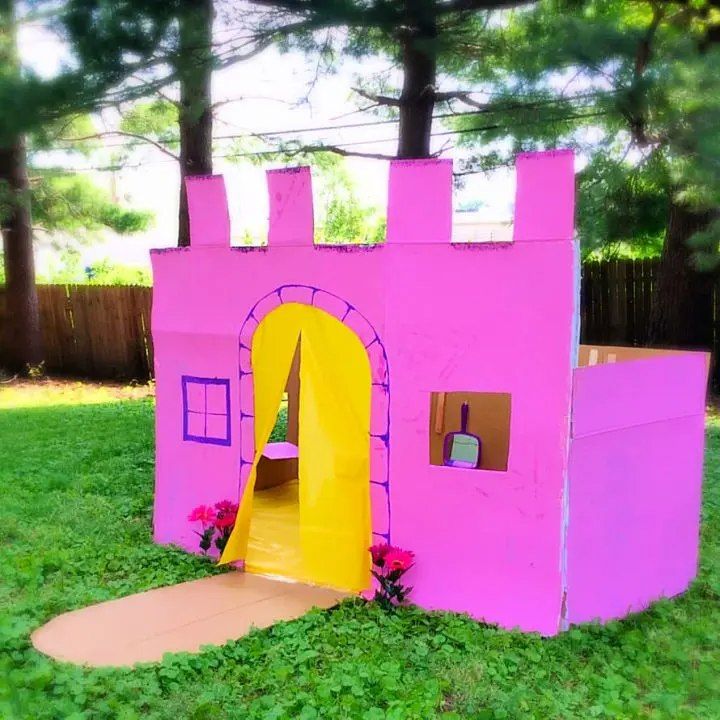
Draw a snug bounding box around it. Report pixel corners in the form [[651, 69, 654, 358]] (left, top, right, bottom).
[[20, 14, 516, 271]]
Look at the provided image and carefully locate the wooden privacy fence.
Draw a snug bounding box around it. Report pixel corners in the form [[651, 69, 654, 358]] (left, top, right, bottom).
[[581, 259, 720, 343], [0, 262, 718, 387], [0, 285, 153, 380], [581, 259, 658, 346], [581, 259, 720, 390]]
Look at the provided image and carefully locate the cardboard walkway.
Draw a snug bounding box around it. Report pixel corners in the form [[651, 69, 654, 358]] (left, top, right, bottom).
[[31, 572, 347, 667]]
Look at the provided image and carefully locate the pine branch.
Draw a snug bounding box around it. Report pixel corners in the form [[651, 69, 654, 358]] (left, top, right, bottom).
[[214, 37, 276, 70], [352, 87, 402, 107], [62, 130, 180, 161], [624, 2, 666, 147], [438, 0, 536, 13], [256, 142, 398, 161]]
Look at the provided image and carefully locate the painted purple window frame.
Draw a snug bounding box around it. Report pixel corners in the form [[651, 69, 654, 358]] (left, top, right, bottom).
[[181, 375, 232, 446]]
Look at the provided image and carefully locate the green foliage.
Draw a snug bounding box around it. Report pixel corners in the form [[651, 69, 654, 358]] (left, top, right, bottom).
[[0, 387, 719, 719], [269, 404, 289, 443], [228, 149, 386, 245], [32, 172, 153, 237], [37, 247, 84, 284], [82, 259, 152, 286], [577, 153, 668, 258], [30, 114, 101, 156], [0, 2, 179, 143], [37, 250, 152, 285], [120, 100, 179, 139], [314, 157, 386, 244], [317, 193, 385, 245], [450, 0, 720, 262]]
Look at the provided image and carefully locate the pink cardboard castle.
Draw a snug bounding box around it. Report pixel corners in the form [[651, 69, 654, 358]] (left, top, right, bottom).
[[151, 150, 709, 635]]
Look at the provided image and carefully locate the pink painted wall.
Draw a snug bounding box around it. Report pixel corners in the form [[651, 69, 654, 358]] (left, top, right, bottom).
[[151, 246, 386, 552], [152, 150, 582, 635], [383, 239, 575, 635], [567, 353, 709, 624]]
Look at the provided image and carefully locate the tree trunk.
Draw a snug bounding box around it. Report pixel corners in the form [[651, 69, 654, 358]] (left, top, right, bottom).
[[0, 0, 42, 373], [176, 0, 214, 247], [647, 199, 715, 348], [397, 19, 437, 159], [647, 12, 720, 353], [0, 138, 42, 373]]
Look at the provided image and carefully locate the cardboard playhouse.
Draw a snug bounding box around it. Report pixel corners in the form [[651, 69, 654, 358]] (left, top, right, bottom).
[[151, 150, 709, 636]]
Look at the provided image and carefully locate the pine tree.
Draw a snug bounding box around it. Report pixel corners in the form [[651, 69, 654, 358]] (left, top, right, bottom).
[[1, 0, 42, 371], [450, 0, 720, 348], [249, 0, 536, 158], [59, 0, 306, 244], [0, 1, 157, 373], [59, 0, 211, 246]]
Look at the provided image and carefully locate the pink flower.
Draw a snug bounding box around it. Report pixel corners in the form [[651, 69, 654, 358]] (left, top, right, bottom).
[[214, 513, 236, 529], [384, 548, 415, 573], [369, 543, 391, 566], [213, 499, 238, 531], [214, 499, 239, 516], [187, 505, 216, 525]]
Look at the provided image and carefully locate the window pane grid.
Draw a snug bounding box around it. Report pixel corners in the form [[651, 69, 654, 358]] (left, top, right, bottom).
[[182, 376, 231, 446]]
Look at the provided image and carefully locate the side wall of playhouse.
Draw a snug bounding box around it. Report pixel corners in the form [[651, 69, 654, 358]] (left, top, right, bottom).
[[566, 350, 709, 624], [152, 152, 577, 635]]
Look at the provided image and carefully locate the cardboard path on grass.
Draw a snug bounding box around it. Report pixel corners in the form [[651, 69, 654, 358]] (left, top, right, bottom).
[[31, 572, 347, 667]]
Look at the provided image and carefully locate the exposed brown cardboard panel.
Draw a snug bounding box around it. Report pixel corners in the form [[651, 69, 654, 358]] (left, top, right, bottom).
[[429, 391, 511, 472], [286, 340, 300, 445], [256, 454, 298, 490], [31, 572, 347, 667], [579, 344, 689, 366], [257, 340, 300, 490]]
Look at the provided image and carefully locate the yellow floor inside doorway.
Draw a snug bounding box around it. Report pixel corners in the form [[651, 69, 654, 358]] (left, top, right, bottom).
[[246, 479, 304, 581]]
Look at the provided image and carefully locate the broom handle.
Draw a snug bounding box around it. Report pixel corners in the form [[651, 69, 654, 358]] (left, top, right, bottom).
[[435, 392, 446, 434]]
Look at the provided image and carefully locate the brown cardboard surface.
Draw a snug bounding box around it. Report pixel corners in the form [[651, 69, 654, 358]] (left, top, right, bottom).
[[578, 344, 694, 366], [256, 454, 298, 490], [257, 341, 300, 490], [286, 340, 300, 444], [429, 391, 511, 471], [31, 572, 347, 667]]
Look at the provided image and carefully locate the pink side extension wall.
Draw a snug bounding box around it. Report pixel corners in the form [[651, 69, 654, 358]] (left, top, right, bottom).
[[567, 353, 709, 624]]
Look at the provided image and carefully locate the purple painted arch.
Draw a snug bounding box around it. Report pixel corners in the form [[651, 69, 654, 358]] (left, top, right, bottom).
[[237, 284, 391, 544]]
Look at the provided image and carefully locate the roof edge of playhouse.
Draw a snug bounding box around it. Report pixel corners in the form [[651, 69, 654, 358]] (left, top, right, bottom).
[[160, 150, 575, 251], [148, 236, 576, 255]]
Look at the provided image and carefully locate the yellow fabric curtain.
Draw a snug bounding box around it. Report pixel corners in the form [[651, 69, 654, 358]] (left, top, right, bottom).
[[220, 302, 371, 592], [218, 305, 301, 568]]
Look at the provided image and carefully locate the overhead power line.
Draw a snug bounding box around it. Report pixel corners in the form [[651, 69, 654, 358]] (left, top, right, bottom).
[[57, 92, 606, 152], [40, 109, 606, 175]]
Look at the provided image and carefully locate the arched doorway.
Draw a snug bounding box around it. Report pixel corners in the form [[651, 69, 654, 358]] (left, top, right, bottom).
[[225, 286, 391, 591]]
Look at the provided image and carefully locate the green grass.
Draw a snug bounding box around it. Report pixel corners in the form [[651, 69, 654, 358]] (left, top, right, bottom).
[[0, 386, 719, 719]]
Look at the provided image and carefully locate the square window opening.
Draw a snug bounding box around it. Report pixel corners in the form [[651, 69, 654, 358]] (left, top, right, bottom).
[[429, 391, 511, 471]]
